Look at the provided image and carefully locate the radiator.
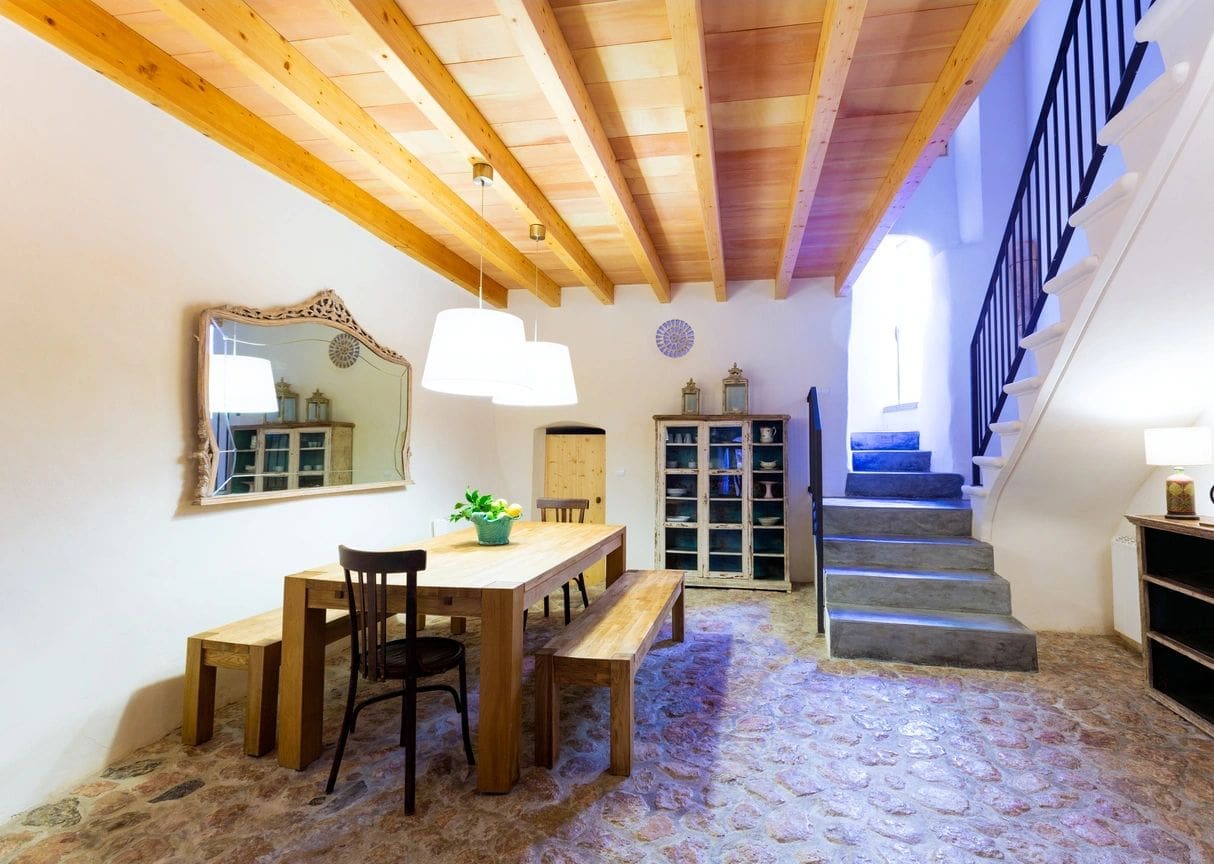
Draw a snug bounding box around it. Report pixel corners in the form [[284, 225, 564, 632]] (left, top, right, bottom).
[[1111, 535, 1142, 645]]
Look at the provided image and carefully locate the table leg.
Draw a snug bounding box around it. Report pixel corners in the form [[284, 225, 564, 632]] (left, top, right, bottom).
[[278, 576, 326, 769], [478, 584, 524, 792], [605, 530, 627, 587]]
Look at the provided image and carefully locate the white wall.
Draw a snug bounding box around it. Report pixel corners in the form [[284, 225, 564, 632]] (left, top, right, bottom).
[[493, 281, 852, 585], [0, 21, 504, 818]]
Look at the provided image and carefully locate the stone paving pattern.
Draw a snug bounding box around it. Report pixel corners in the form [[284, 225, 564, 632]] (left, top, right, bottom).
[[4, 587, 1214, 863]]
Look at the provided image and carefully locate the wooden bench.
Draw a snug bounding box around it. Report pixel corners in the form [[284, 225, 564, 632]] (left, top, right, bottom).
[[183, 607, 349, 756], [534, 568, 684, 776]]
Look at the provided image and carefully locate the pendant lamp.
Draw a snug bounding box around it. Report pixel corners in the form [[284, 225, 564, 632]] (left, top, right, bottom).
[[208, 354, 277, 414], [422, 162, 530, 398], [493, 224, 579, 406]]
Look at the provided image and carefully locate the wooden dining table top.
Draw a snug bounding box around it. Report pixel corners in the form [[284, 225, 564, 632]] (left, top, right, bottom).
[[292, 520, 625, 596]]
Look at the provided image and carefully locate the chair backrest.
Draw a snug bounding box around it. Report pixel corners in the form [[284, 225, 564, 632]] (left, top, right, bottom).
[[536, 497, 589, 524], [338, 545, 427, 681]]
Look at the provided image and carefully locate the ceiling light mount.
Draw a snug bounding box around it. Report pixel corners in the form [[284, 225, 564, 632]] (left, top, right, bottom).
[[472, 161, 494, 187], [529, 223, 546, 243]]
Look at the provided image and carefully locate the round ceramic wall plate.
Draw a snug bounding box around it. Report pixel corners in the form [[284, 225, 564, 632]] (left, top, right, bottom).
[[328, 332, 361, 368], [655, 319, 694, 358]]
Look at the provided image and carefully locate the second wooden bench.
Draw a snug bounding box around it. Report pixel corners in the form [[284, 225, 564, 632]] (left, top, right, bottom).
[[183, 607, 349, 756], [533, 568, 684, 776]]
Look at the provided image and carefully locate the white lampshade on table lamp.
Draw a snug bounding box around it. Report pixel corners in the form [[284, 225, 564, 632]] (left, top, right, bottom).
[[208, 355, 277, 413], [1145, 427, 1213, 519]]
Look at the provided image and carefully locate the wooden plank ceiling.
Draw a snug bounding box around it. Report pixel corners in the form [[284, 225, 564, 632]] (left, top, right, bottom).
[[2, 0, 1035, 305]]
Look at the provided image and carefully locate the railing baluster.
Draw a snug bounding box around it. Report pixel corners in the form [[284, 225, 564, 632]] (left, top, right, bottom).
[[968, 0, 1155, 482]]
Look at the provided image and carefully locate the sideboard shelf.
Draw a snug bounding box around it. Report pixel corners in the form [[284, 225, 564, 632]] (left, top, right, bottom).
[[1127, 515, 1214, 737]]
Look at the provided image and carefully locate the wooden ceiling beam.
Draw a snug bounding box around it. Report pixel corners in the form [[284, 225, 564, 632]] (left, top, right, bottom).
[[497, 0, 672, 303], [327, 0, 614, 305], [667, 0, 726, 301], [0, 0, 509, 306], [834, 0, 1037, 296], [774, 0, 868, 300], [152, 0, 562, 307]]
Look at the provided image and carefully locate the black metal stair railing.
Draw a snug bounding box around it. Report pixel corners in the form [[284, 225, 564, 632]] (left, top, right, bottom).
[[807, 387, 825, 634], [969, 0, 1156, 484]]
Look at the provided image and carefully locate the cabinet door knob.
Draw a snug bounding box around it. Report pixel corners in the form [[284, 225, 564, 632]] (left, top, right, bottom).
[[595, 496, 602, 504]]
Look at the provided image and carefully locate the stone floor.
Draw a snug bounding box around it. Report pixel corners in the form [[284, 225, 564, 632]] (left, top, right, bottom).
[[5, 587, 1214, 864]]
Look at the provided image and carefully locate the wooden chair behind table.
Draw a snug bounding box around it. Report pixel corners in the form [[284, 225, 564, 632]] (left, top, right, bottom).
[[327, 546, 474, 815], [533, 497, 592, 625]]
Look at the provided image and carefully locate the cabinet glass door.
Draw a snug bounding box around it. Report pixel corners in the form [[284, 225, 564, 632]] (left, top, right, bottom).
[[261, 432, 290, 491], [750, 419, 785, 580], [230, 428, 258, 494], [661, 423, 701, 574], [298, 429, 328, 488], [707, 421, 745, 578]]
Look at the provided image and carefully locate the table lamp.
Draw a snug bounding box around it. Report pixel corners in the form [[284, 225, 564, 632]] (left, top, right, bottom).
[[1144, 427, 1213, 519]]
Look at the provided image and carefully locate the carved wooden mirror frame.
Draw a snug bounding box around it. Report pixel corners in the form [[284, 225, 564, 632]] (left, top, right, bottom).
[[193, 290, 412, 505]]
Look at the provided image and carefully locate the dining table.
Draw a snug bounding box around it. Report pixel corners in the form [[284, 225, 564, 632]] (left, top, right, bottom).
[[276, 520, 627, 793]]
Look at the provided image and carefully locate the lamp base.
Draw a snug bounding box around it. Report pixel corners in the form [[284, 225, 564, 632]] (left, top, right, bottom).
[[1164, 470, 1198, 519]]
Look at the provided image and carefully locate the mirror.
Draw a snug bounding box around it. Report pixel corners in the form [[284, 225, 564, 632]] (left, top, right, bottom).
[[194, 291, 411, 504]]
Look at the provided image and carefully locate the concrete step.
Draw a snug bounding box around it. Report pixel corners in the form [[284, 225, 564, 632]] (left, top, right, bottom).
[[1044, 255, 1099, 324], [1069, 172, 1138, 252], [1136, 0, 1214, 68], [823, 534, 994, 571], [851, 431, 919, 451], [845, 471, 963, 499], [852, 449, 932, 472], [1099, 61, 1190, 171], [826, 605, 1038, 671], [823, 497, 971, 537], [824, 566, 1012, 614]]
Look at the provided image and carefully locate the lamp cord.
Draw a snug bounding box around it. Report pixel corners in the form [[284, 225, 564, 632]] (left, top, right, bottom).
[[478, 181, 485, 310]]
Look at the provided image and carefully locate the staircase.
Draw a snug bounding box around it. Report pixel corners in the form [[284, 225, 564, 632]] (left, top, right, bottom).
[[824, 431, 1038, 671]]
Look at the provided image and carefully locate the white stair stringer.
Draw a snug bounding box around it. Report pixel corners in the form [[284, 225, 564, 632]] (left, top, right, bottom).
[[1068, 172, 1138, 251], [1043, 256, 1099, 323], [971, 5, 1214, 548], [1099, 61, 1191, 171]]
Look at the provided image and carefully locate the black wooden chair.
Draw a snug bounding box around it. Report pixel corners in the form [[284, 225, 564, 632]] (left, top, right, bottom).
[[326, 546, 474, 814], [536, 497, 592, 624]]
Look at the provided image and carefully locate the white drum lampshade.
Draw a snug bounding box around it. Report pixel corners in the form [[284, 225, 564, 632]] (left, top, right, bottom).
[[208, 355, 277, 413], [422, 307, 531, 397], [492, 340, 578, 406], [1145, 427, 1212, 520]]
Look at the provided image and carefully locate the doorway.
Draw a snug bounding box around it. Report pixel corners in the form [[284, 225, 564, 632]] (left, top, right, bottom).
[[543, 426, 606, 585]]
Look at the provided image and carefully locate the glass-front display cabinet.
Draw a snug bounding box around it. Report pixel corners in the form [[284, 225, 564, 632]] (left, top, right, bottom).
[[655, 414, 791, 591]]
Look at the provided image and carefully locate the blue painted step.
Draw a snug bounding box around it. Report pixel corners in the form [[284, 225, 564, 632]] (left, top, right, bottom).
[[851, 431, 919, 451], [852, 450, 931, 472], [845, 471, 963, 499]]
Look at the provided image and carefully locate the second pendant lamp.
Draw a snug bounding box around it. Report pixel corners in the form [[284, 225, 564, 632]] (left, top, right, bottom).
[[492, 223, 578, 407]]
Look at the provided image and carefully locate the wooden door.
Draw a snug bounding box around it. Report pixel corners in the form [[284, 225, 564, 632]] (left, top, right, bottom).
[[544, 431, 607, 585]]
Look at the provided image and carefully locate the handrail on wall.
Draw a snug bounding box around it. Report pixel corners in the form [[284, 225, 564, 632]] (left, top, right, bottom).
[[807, 387, 825, 634], [969, 0, 1155, 484]]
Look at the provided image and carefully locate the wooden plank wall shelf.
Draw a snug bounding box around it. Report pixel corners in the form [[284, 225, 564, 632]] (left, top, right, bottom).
[[1127, 515, 1214, 736], [655, 414, 791, 592]]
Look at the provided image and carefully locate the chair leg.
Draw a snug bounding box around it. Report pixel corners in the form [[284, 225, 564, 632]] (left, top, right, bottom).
[[576, 573, 590, 608], [543, 596, 550, 618], [534, 654, 558, 769], [562, 582, 572, 625], [404, 677, 417, 815], [458, 657, 475, 766], [325, 664, 360, 794]]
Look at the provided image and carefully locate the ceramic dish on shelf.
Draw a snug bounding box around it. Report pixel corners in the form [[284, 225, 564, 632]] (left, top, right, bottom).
[[668, 515, 692, 522], [667, 489, 688, 496], [756, 516, 782, 526], [666, 460, 678, 468], [758, 460, 778, 469]]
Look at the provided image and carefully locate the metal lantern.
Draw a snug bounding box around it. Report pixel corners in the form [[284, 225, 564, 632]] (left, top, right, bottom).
[[722, 363, 748, 414], [306, 389, 331, 422], [274, 377, 299, 422], [681, 378, 700, 415]]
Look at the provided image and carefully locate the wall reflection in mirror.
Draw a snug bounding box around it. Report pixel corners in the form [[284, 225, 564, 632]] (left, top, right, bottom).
[[195, 292, 411, 504]]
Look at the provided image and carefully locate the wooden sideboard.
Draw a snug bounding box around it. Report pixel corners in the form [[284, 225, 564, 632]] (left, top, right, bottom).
[[1127, 515, 1214, 736]]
